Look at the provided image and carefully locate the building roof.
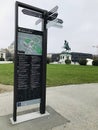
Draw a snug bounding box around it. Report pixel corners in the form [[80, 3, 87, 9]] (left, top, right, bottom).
[[60, 51, 71, 55]]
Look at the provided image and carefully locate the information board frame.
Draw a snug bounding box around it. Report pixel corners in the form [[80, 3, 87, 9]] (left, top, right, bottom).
[[17, 27, 43, 105], [14, 1, 47, 122]]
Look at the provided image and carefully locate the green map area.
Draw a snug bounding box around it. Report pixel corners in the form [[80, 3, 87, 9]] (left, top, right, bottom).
[[18, 32, 42, 55]]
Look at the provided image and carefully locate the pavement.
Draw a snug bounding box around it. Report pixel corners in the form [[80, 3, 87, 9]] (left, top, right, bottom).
[[0, 83, 98, 130]]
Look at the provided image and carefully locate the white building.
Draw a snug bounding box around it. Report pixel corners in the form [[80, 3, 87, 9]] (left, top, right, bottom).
[[86, 58, 93, 65], [59, 51, 71, 64], [47, 53, 52, 58], [0, 49, 6, 61]]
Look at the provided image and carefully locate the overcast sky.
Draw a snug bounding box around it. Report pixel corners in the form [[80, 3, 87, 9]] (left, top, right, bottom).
[[0, 0, 98, 54]]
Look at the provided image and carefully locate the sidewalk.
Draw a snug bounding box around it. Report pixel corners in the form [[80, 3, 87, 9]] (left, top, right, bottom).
[[0, 83, 98, 130]]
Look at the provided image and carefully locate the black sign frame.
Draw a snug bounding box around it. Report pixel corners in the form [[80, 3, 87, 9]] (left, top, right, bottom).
[[14, 1, 47, 122]]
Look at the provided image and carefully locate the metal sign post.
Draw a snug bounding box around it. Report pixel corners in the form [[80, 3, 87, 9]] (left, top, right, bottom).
[[11, 1, 63, 124]]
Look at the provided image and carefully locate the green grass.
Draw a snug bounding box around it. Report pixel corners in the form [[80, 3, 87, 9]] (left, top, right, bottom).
[[47, 64, 98, 87], [0, 63, 98, 87], [0, 64, 14, 85]]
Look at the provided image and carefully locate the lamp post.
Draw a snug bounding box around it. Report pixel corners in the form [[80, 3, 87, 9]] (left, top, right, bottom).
[[92, 45, 98, 55]]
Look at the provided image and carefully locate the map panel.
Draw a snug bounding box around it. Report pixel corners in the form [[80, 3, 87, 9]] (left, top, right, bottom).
[[18, 32, 42, 55]]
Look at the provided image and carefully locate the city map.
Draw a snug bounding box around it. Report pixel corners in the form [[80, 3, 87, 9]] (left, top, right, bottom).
[[18, 32, 42, 55]]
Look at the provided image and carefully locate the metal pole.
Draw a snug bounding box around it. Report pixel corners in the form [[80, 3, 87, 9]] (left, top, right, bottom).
[[40, 11, 48, 114], [13, 1, 18, 122]]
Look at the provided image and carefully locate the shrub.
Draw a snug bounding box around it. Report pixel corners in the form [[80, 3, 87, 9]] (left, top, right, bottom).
[[92, 59, 98, 66], [7, 57, 14, 61], [65, 59, 71, 64], [47, 57, 51, 64], [79, 59, 87, 66], [0, 57, 5, 61]]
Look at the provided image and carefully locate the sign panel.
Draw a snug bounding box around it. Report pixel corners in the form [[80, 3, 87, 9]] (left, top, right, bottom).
[[35, 5, 58, 25], [16, 27, 43, 106]]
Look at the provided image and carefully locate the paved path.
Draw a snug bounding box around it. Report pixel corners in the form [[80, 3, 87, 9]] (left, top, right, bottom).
[[0, 83, 98, 130]]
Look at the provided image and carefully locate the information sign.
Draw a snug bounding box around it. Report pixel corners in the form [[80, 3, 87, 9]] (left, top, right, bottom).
[[16, 27, 43, 106], [13, 1, 63, 122]]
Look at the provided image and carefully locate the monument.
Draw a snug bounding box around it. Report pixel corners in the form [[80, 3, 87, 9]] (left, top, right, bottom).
[[63, 40, 71, 52]]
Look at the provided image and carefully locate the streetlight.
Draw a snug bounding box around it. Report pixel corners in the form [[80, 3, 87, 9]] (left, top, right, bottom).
[[92, 45, 98, 55]]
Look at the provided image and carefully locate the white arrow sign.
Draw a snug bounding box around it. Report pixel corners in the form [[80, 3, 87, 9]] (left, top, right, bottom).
[[46, 19, 63, 29], [35, 5, 58, 25], [48, 5, 58, 14]]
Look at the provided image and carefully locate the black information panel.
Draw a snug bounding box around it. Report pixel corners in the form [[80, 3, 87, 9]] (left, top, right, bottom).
[[13, 2, 47, 121], [17, 27, 43, 106]]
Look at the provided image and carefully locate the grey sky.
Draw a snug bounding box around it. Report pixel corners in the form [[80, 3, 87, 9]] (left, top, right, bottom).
[[0, 0, 98, 54]]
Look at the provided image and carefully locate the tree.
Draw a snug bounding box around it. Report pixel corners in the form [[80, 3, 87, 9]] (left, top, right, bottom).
[[79, 59, 87, 66], [5, 49, 13, 61], [47, 57, 51, 64], [0, 53, 5, 61]]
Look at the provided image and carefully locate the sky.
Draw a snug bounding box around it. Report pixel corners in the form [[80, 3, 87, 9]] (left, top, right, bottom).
[[0, 0, 98, 54]]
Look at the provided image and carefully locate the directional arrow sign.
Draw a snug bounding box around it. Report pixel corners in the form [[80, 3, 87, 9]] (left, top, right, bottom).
[[22, 9, 42, 18], [55, 18, 63, 24], [48, 5, 58, 15], [47, 13, 58, 21], [35, 5, 58, 25], [46, 18, 63, 29]]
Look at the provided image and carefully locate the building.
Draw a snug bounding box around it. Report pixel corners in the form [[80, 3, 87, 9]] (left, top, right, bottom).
[[59, 52, 93, 64], [59, 51, 71, 64], [0, 49, 6, 61], [71, 52, 93, 63], [47, 53, 60, 62], [47, 53, 52, 58], [0, 43, 14, 61], [51, 53, 60, 62]]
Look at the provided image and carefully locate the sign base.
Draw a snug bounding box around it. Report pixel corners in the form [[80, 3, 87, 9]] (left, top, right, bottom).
[[10, 111, 49, 125]]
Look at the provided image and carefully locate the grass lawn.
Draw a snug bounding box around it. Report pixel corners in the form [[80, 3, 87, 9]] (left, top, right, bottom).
[[0, 63, 98, 86], [0, 63, 14, 85], [47, 64, 98, 86]]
